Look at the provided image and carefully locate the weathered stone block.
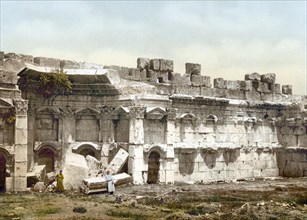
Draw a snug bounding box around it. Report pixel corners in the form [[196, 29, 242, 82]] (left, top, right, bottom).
[[240, 80, 253, 91], [160, 59, 173, 72], [214, 78, 226, 89], [245, 91, 261, 100], [245, 72, 261, 82], [282, 85, 292, 95], [60, 60, 80, 69], [274, 84, 281, 94], [225, 80, 240, 90], [185, 63, 201, 75], [137, 58, 149, 70], [13, 177, 27, 191], [172, 73, 191, 85], [128, 68, 142, 81], [253, 82, 270, 93], [149, 59, 160, 71], [0, 59, 25, 84], [191, 75, 211, 87], [34, 57, 61, 67], [15, 161, 27, 176], [261, 73, 276, 84]]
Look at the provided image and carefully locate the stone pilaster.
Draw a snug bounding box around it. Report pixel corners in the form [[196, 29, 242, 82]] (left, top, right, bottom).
[[100, 106, 113, 142], [129, 107, 145, 144], [13, 100, 28, 191], [59, 107, 76, 143], [166, 108, 177, 144]]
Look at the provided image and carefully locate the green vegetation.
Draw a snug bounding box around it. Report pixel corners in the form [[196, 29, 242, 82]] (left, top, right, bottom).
[[18, 69, 72, 100], [0, 108, 15, 125], [37, 69, 72, 99]]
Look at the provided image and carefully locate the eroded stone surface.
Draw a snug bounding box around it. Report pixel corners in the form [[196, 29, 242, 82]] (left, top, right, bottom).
[[0, 51, 306, 192]]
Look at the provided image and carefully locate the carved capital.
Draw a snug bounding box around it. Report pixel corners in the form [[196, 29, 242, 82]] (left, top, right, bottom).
[[129, 107, 145, 119], [167, 108, 177, 121], [13, 100, 28, 116], [100, 106, 113, 117], [59, 107, 76, 119]]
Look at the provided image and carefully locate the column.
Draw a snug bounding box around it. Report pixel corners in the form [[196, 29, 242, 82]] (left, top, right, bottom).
[[13, 100, 28, 191]]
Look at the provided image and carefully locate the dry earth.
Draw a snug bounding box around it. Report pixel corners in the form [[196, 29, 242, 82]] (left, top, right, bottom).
[[0, 177, 307, 220]]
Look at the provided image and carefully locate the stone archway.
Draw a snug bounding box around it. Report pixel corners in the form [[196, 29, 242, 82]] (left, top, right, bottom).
[[79, 147, 96, 158], [0, 153, 6, 192], [147, 151, 160, 184], [37, 147, 55, 173], [74, 144, 99, 160]]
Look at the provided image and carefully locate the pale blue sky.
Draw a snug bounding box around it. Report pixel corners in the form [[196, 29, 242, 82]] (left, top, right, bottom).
[[1, 1, 306, 95]]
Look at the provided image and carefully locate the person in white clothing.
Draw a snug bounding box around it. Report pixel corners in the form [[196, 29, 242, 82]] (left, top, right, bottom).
[[105, 171, 115, 195]]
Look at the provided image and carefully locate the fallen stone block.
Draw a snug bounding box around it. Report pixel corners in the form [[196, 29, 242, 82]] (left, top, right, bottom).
[[63, 153, 89, 189], [33, 182, 46, 192], [26, 165, 46, 187], [82, 173, 132, 194], [105, 148, 129, 174], [274, 84, 281, 94], [85, 155, 101, 171]]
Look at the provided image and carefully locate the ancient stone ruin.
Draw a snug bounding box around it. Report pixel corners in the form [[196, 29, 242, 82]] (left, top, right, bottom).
[[0, 51, 306, 192]]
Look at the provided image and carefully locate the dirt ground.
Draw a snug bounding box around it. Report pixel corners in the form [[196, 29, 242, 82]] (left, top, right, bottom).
[[0, 177, 307, 220]]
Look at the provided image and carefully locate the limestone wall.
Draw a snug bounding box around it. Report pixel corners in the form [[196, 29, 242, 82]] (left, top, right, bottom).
[[1, 51, 307, 190]]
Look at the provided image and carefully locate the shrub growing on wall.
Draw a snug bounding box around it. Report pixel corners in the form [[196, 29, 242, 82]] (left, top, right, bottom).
[[18, 69, 72, 100], [37, 69, 72, 99]]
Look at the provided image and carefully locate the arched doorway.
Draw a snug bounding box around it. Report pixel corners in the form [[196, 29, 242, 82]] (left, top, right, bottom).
[[0, 153, 6, 192], [37, 147, 55, 173], [147, 151, 160, 184]]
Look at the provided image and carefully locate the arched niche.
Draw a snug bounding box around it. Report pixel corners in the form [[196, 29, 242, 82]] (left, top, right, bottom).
[[72, 144, 100, 160], [147, 151, 161, 184], [35, 144, 59, 173]]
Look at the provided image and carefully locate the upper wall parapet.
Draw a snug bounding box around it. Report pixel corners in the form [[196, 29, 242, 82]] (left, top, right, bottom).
[[1, 51, 296, 100]]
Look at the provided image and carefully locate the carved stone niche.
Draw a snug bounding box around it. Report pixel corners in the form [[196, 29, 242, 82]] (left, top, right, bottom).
[[145, 107, 167, 120], [111, 106, 129, 120], [75, 107, 100, 120], [206, 114, 218, 124], [180, 113, 197, 122]]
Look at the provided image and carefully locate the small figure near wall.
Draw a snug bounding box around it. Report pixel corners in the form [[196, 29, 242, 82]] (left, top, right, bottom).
[[105, 170, 115, 195], [55, 170, 64, 193]]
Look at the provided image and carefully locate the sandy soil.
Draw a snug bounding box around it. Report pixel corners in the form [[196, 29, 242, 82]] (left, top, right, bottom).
[[0, 177, 306, 220]]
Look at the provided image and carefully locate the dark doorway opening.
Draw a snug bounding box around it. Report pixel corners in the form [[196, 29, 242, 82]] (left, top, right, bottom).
[[38, 148, 55, 173], [0, 153, 6, 192], [147, 151, 160, 184]]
